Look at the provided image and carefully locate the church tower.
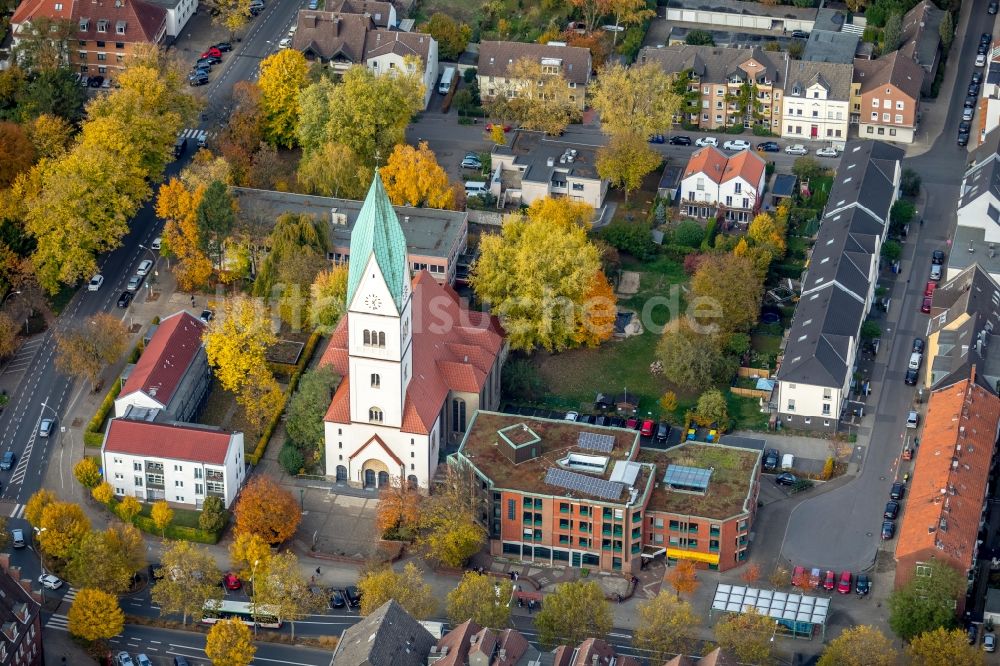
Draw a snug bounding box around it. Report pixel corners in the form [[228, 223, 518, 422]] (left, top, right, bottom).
[[344, 171, 413, 428]]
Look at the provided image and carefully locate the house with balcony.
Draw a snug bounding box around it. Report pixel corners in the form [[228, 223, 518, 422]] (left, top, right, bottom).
[[679, 146, 767, 224], [781, 60, 853, 145], [638, 45, 789, 132], [488, 130, 608, 210], [476, 41, 591, 112], [851, 51, 923, 143]]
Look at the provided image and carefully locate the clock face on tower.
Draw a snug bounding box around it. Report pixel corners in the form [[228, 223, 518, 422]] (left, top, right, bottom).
[[364, 294, 383, 310]]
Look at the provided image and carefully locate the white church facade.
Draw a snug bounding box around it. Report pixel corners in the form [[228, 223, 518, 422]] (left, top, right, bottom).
[[319, 172, 507, 489]]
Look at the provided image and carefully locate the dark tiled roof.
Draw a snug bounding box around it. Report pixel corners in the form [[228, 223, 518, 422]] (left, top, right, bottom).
[[478, 41, 592, 86], [332, 599, 434, 666], [899, 0, 944, 72], [802, 30, 860, 65], [364, 28, 433, 63], [638, 44, 789, 87], [785, 60, 853, 100], [853, 51, 923, 99], [292, 11, 373, 61], [327, 0, 393, 26], [0, 565, 39, 663]]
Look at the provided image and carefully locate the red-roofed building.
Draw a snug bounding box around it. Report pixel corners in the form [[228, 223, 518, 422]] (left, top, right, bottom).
[[680, 147, 767, 224], [101, 419, 245, 508], [321, 172, 507, 490], [115, 311, 210, 422], [894, 366, 1000, 615], [11, 0, 166, 81]]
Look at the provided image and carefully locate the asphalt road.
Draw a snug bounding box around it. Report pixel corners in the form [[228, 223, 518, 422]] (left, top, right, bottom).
[[778, 0, 984, 573]]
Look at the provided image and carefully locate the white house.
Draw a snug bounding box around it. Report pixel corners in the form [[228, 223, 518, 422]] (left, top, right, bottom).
[[679, 147, 766, 223], [320, 171, 507, 489], [364, 30, 439, 110], [101, 417, 245, 508], [781, 60, 853, 146], [146, 0, 198, 38], [949, 128, 1000, 282]]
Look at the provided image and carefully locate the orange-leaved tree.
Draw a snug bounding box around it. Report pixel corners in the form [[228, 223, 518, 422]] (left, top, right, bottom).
[[666, 560, 700, 598], [376, 476, 422, 538], [380, 141, 456, 210], [233, 475, 301, 545], [575, 269, 616, 347]]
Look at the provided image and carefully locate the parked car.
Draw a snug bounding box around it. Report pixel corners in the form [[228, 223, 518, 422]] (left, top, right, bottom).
[[668, 135, 692, 146], [763, 448, 780, 471], [856, 573, 871, 595], [695, 136, 718, 147], [969, 624, 979, 645], [921, 295, 933, 312], [884, 501, 900, 519], [756, 141, 779, 152], [965, 95, 978, 108], [39, 418, 54, 438], [151, 237, 162, 251], [189, 73, 209, 86], [173, 657, 191, 666], [308, 0, 318, 7], [816, 147, 839, 158], [0, 452, 14, 471], [973, 71, 984, 84], [982, 32, 993, 45], [625, 417, 639, 430], [791, 565, 806, 587], [791, 29, 809, 38], [912, 337, 925, 353], [785, 144, 808, 155], [127, 274, 143, 292], [932, 249, 946, 265], [904, 368, 918, 385], [906, 410, 919, 428], [881, 520, 895, 539], [330, 588, 346, 608], [968, 83, 981, 97], [722, 139, 751, 151], [278, 37, 292, 48], [960, 119, 973, 133], [200, 47, 222, 59], [136, 655, 153, 666], [564, 411, 579, 422], [808, 567, 821, 588], [822, 570, 835, 591], [609, 416, 626, 428], [461, 156, 482, 169], [648, 134, 665, 144], [38, 574, 62, 590], [88, 274, 104, 291], [117, 291, 133, 309], [11, 528, 23, 548], [963, 106, 975, 122], [117, 653, 135, 666], [88, 75, 105, 87], [990, 0, 998, 13], [485, 122, 512, 133], [640, 420, 654, 437], [836, 571, 852, 594], [213, 41, 233, 52], [930, 263, 942, 281], [223, 572, 242, 590], [890, 482, 906, 500], [984, 633, 996, 652], [775, 472, 797, 486], [344, 585, 362, 608], [655, 421, 670, 443]]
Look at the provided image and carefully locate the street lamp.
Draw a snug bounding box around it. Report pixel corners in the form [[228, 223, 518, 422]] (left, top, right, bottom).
[[251, 559, 260, 635], [33, 527, 47, 602], [2, 290, 27, 334]]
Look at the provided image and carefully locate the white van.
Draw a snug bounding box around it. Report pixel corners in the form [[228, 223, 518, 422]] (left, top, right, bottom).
[[438, 66, 456, 95], [465, 181, 488, 198], [908, 352, 922, 371], [781, 453, 794, 470]]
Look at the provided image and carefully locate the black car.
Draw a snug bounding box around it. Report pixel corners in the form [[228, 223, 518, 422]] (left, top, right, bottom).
[[330, 589, 346, 608], [609, 416, 626, 428], [968, 83, 980, 97], [756, 141, 780, 152], [88, 75, 104, 88], [982, 32, 993, 45], [884, 501, 899, 519], [960, 120, 973, 133], [969, 624, 979, 644], [855, 573, 871, 595], [655, 421, 670, 443], [890, 482, 906, 500], [173, 658, 191, 666], [973, 71, 984, 85], [213, 41, 233, 52], [881, 520, 895, 540], [959, 131, 970, 147], [763, 448, 780, 471], [344, 585, 361, 608], [932, 249, 946, 265], [979, 43, 989, 55], [189, 73, 209, 86], [791, 30, 809, 39], [594, 415, 608, 427], [912, 337, 925, 353], [990, 0, 998, 14], [581, 414, 596, 424], [668, 135, 692, 146], [0, 452, 14, 470], [174, 136, 187, 157], [775, 472, 797, 486], [116, 291, 133, 308], [965, 95, 978, 109], [198, 54, 222, 65]]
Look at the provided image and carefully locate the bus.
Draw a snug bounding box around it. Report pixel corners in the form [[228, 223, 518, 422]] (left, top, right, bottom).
[[201, 599, 282, 629]]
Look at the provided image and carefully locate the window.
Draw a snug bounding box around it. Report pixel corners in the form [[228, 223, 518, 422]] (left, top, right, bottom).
[[115, 41, 124, 49], [116, 20, 126, 34], [823, 388, 832, 399], [97, 19, 108, 32], [696, 178, 705, 191], [889, 128, 896, 136], [871, 112, 879, 121], [174, 465, 182, 472], [734, 182, 742, 193], [370, 373, 380, 388], [175, 480, 184, 487], [452, 398, 466, 432], [507, 500, 516, 520], [79, 18, 89, 30], [133, 462, 141, 471], [871, 99, 879, 108], [883, 99, 891, 108], [822, 403, 831, 415], [195, 483, 203, 494], [787, 399, 795, 411], [571, 183, 584, 191], [882, 113, 890, 122], [368, 407, 384, 423], [194, 468, 202, 479], [97, 52, 106, 61], [896, 100, 904, 110], [812, 110, 818, 117], [96, 40, 105, 47]]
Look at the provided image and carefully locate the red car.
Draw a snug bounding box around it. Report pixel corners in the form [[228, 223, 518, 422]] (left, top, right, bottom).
[[836, 571, 852, 594], [822, 569, 836, 591], [201, 47, 222, 59], [924, 281, 936, 297], [921, 296, 933, 313], [625, 417, 639, 430], [486, 122, 512, 133], [640, 420, 654, 437], [223, 572, 242, 590]]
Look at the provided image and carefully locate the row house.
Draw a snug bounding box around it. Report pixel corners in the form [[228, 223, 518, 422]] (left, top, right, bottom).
[[851, 51, 923, 144], [949, 130, 1000, 282], [679, 146, 767, 223], [638, 45, 789, 132], [477, 41, 591, 112], [781, 60, 853, 145]]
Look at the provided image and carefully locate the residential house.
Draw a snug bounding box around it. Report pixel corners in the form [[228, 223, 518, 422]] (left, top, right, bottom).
[[898, 0, 945, 96], [291, 10, 438, 108], [664, 649, 737, 666], [638, 45, 789, 132], [331, 599, 435, 666], [950, 127, 1000, 281], [450, 412, 760, 574], [489, 130, 608, 210], [326, 0, 395, 27], [893, 366, 1000, 616], [232, 187, 469, 286], [976, 45, 1000, 147], [775, 141, 903, 431], [101, 416, 246, 508], [802, 10, 862, 65], [12, 0, 167, 80], [145, 0, 197, 39], [851, 51, 923, 143], [319, 173, 507, 490], [115, 311, 210, 422], [427, 621, 544, 666], [476, 41, 591, 112], [663, 0, 817, 33], [679, 146, 767, 223], [781, 60, 853, 145], [0, 556, 43, 666]]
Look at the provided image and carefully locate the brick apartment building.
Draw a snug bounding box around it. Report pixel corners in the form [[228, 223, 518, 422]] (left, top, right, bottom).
[[451, 412, 760, 574]]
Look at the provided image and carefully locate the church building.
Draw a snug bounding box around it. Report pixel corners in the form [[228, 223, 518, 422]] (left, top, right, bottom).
[[319, 172, 507, 489]]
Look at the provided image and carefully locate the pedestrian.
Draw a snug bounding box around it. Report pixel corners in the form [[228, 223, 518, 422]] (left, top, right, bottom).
[[316, 567, 321, 575]]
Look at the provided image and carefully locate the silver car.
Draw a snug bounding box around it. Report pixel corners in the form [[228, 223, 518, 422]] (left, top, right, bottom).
[[126, 275, 143, 292]]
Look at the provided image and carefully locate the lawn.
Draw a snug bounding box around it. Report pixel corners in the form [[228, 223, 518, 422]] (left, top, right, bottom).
[[199, 385, 258, 452], [138, 502, 202, 529]]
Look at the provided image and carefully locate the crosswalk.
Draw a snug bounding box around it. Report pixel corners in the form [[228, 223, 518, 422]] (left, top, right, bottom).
[[8, 503, 23, 519], [178, 128, 210, 146], [41, 588, 77, 632]]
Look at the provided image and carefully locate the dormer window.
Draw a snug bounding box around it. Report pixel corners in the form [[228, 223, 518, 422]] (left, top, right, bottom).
[[12, 604, 28, 624], [1, 621, 17, 642], [79, 17, 89, 30], [97, 19, 108, 32], [54, 2, 62, 8], [792, 85, 800, 95], [116, 20, 126, 34]]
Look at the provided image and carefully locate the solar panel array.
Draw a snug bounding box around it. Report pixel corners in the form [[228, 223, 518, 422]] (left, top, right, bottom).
[[577, 431, 615, 453], [711, 584, 829, 626], [544, 468, 624, 501], [664, 464, 713, 491]]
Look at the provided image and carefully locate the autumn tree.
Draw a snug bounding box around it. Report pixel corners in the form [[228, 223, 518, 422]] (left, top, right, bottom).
[[255, 551, 325, 639], [714, 608, 774, 665], [693, 388, 729, 428], [656, 318, 733, 391], [311, 265, 349, 332], [747, 212, 787, 259], [569, 0, 611, 32], [229, 531, 273, 582], [203, 0, 252, 39], [203, 295, 276, 395], [908, 627, 984, 666], [741, 563, 762, 586], [38, 500, 90, 559], [25, 489, 54, 527], [11, 17, 75, 72], [769, 565, 791, 589], [377, 476, 422, 538], [535, 580, 612, 648], [238, 365, 285, 437], [487, 59, 580, 135], [888, 560, 965, 640], [233, 475, 302, 545], [607, 0, 654, 41], [67, 588, 124, 642], [446, 572, 514, 628], [659, 390, 678, 413], [151, 501, 174, 537], [422, 13, 472, 60], [666, 559, 700, 598], [285, 364, 339, 466], [357, 562, 437, 619], [634, 593, 700, 662], [92, 481, 115, 505], [690, 253, 764, 336], [471, 198, 605, 352], [151, 540, 222, 625], [380, 142, 456, 209], [590, 62, 680, 139], [55, 313, 129, 390], [0, 122, 36, 189], [253, 212, 328, 305], [206, 618, 256, 666], [297, 141, 371, 199], [73, 457, 101, 488], [818, 625, 898, 666], [219, 82, 265, 186], [418, 462, 487, 567], [596, 133, 662, 201], [258, 49, 310, 148], [157, 178, 213, 291], [117, 495, 142, 524], [66, 524, 146, 594], [0, 314, 18, 360]]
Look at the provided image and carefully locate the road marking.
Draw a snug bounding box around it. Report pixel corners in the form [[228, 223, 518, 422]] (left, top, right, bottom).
[[8, 504, 22, 519]]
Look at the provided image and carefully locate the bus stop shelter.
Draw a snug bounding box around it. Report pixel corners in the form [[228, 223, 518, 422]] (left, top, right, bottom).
[[708, 583, 830, 641]]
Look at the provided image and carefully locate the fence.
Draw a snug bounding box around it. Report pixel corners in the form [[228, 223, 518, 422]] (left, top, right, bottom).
[[737, 367, 772, 379], [731, 387, 772, 400], [466, 210, 507, 226]]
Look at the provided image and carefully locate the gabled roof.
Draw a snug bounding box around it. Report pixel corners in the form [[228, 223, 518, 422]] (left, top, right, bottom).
[[326, 0, 392, 26], [332, 599, 434, 666], [14, 0, 165, 43], [346, 170, 410, 311], [477, 40, 592, 86], [959, 132, 1000, 208], [364, 29, 433, 63], [0, 565, 39, 662], [292, 11, 372, 62], [895, 368, 1000, 576], [853, 51, 923, 100], [102, 418, 235, 465], [784, 60, 854, 100], [721, 149, 766, 186], [431, 619, 482, 666], [778, 287, 863, 387], [348, 434, 404, 467], [120, 311, 205, 407], [12, 0, 72, 25], [638, 44, 789, 87], [899, 0, 944, 71], [682, 147, 728, 183]]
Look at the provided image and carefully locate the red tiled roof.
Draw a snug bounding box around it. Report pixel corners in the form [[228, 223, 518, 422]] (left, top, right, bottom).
[[322, 270, 505, 434], [572, 638, 617, 666], [121, 311, 205, 407], [72, 0, 165, 44], [12, 0, 72, 25], [722, 149, 766, 187], [348, 434, 403, 467], [895, 366, 1000, 579], [683, 147, 728, 183], [103, 419, 233, 464], [493, 628, 530, 666], [432, 620, 482, 666]]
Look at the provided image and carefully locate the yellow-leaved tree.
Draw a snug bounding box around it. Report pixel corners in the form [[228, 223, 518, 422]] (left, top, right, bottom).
[[67, 588, 124, 642], [258, 49, 310, 148], [156, 178, 213, 291], [487, 58, 579, 135], [574, 270, 616, 347], [151, 500, 174, 537], [38, 501, 90, 559], [310, 265, 349, 332], [380, 141, 456, 209], [818, 625, 899, 666], [24, 488, 55, 527], [229, 531, 272, 581], [357, 562, 436, 619], [596, 132, 663, 201], [589, 62, 681, 140], [203, 295, 276, 396], [297, 141, 371, 199], [205, 618, 256, 666], [634, 593, 700, 662]]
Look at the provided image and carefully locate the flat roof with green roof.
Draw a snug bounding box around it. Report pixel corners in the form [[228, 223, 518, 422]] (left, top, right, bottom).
[[638, 444, 760, 520]]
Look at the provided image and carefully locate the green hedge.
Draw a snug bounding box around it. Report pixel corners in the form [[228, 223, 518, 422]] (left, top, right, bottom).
[[109, 498, 220, 544], [248, 329, 323, 465]]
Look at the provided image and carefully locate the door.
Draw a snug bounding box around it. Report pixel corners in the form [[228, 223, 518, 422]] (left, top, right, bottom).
[[377, 471, 389, 487], [810, 125, 818, 138], [364, 469, 376, 488], [571, 552, 582, 568], [335, 465, 347, 482]]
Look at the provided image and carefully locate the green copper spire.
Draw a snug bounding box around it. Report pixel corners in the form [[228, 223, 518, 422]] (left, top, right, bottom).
[[346, 170, 409, 311]]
